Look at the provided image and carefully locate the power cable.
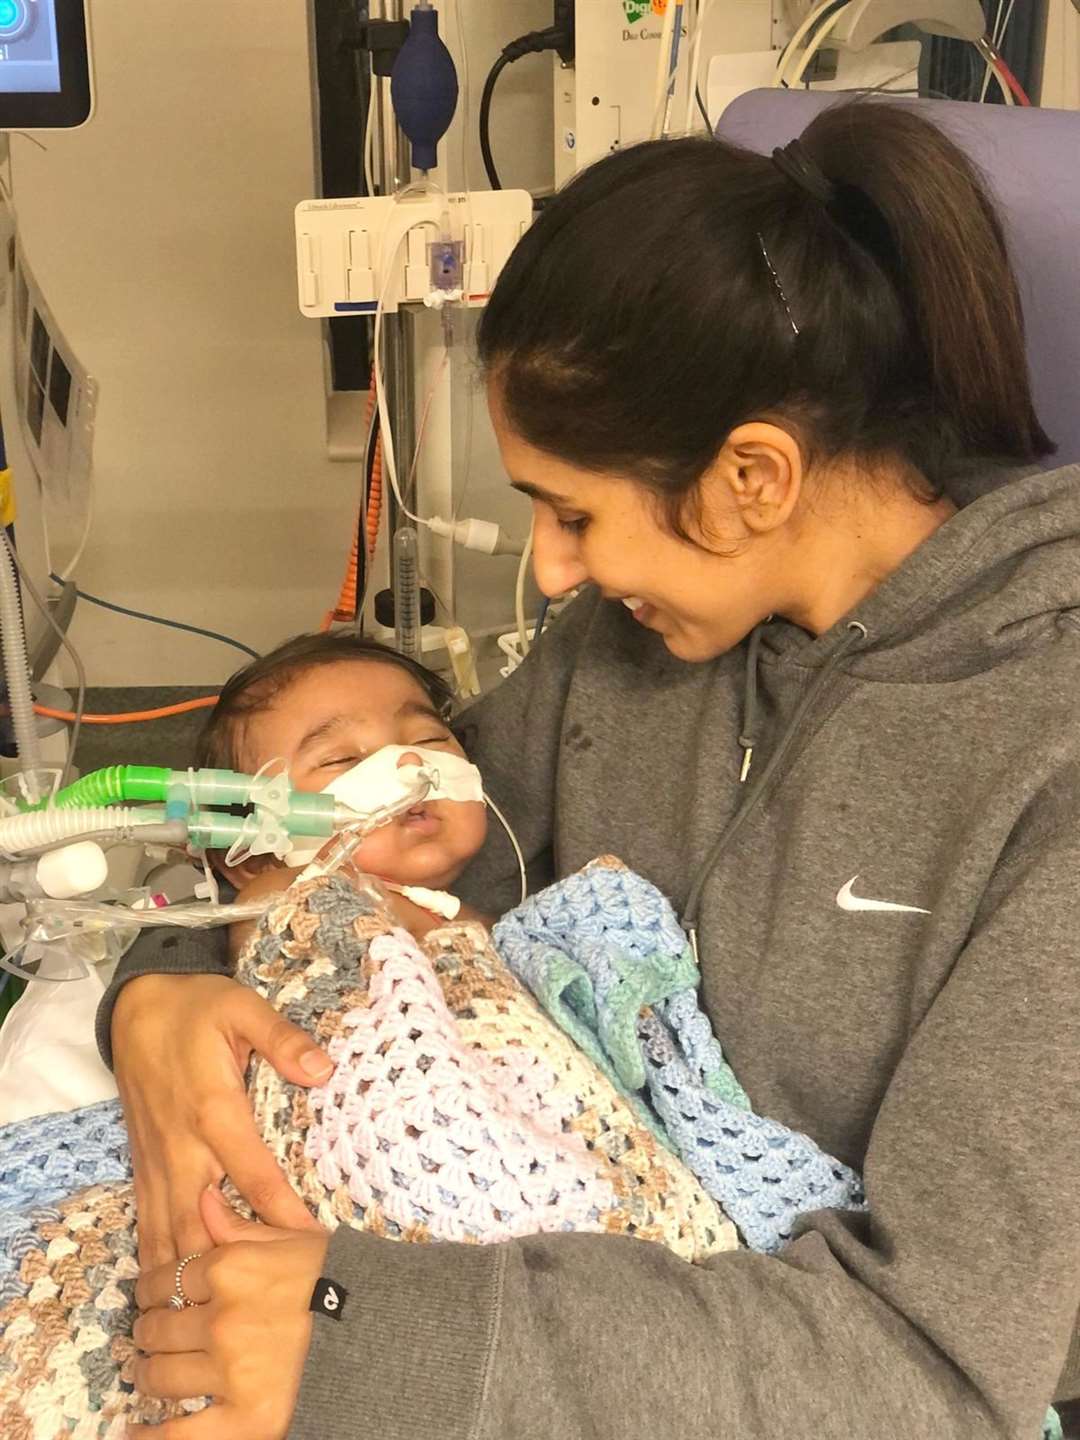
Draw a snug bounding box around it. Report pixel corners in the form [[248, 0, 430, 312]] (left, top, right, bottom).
[[479, 14, 575, 191], [479, 52, 511, 189], [52, 581, 259, 660]]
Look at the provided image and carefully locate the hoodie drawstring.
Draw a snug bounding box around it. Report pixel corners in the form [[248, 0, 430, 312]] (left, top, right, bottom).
[[738, 625, 764, 784], [683, 620, 868, 964]]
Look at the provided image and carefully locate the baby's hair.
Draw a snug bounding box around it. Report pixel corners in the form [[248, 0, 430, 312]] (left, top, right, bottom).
[[194, 633, 455, 772]]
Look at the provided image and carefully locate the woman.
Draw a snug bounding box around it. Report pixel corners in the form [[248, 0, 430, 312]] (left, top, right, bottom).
[[107, 97, 1080, 1440]]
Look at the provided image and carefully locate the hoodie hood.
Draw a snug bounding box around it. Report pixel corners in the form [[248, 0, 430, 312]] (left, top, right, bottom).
[[759, 462, 1080, 683], [683, 461, 1080, 935]]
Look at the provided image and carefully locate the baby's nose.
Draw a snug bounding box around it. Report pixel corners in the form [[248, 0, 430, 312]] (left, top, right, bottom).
[[397, 750, 423, 769]]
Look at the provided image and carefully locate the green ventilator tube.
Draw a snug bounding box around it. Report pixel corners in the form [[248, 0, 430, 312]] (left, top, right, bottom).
[[38, 767, 341, 838], [285, 790, 337, 837], [46, 766, 257, 809], [185, 803, 336, 850], [45, 765, 172, 809]]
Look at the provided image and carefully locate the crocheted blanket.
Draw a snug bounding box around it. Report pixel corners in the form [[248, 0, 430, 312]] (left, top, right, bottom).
[[494, 857, 866, 1254], [0, 875, 734, 1437]]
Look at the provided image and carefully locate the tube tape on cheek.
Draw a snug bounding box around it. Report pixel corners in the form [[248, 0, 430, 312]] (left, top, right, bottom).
[[285, 746, 484, 867]]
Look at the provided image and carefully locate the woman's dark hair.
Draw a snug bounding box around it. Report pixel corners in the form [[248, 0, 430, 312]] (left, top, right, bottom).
[[194, 633, 454, 770], [478, 97, 1053, 531]]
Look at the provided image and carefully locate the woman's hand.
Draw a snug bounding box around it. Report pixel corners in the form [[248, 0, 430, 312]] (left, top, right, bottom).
[[129, 1186, 329, 1439], [113, 971, 333, 1269]]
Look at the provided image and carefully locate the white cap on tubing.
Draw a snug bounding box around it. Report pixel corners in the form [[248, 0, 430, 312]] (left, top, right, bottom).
[[34, 841, 110, 899]]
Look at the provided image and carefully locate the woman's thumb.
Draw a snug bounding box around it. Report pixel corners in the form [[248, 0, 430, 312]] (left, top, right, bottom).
[[236, 990, 334, 1086], [200, 1184, 281, 1246]]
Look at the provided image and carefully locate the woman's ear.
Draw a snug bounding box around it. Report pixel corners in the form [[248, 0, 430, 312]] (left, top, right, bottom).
[[705, 422, 804, 537]]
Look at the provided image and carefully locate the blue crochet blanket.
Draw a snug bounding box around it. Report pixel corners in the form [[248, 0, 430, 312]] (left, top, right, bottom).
[[0, 1098, 130, 1305], [494, 857, 865, 1254]]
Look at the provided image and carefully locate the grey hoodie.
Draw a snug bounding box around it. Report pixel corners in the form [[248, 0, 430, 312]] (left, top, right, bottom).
[[100, 463, 1080, 1440]]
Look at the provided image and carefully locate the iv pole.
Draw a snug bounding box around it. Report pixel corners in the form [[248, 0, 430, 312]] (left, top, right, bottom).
[[368, 0, 420, 643]]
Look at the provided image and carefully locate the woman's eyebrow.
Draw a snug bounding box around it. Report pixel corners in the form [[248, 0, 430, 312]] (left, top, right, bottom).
[[510, 479, 573, 507]]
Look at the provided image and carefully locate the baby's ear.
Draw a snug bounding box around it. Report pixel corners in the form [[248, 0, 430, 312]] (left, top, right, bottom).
[[211, 849, 280, 890]]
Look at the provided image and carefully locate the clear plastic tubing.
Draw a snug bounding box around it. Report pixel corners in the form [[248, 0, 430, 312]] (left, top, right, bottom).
[[0, 535, 44, 799], [393, 525, 422, 662]]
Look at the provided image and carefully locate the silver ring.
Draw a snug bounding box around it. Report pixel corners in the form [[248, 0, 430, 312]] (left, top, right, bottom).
[[173, 1252, 202, 1309]]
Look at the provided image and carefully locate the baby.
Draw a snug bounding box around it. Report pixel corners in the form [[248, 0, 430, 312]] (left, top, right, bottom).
[[191, 631, 493, 948], [0, 633, 734, 1438]]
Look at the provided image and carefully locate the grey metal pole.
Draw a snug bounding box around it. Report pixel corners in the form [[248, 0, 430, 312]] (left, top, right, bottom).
[[371, 0, 420, 628]]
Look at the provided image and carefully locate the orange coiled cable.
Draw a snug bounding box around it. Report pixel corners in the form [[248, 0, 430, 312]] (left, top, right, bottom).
[[324, 378, 383, 630]]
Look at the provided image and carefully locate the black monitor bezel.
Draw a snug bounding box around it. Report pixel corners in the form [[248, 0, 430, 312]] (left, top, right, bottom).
[[0, 0, 91, 131]]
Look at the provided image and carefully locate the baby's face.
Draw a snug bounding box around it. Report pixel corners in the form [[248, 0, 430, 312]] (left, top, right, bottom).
[[239, 659, 487, 890]]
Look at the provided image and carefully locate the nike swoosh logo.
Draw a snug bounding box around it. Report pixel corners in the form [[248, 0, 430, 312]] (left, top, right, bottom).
[[836, 876, 931, 915]]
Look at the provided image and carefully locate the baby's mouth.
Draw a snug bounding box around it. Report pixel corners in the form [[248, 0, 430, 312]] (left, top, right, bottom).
[[400, 804, 440, 834]]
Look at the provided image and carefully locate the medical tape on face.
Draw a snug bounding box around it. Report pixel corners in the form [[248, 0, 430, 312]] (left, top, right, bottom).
[[286, 746, 483, 867]]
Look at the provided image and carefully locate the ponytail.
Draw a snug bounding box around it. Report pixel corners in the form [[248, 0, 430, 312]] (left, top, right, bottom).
[[478, 97, 1053, 529], [797, 100, 1053, 466]]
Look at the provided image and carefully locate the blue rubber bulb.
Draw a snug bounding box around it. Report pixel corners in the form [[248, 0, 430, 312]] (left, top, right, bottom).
[[391, 6, 459, 173]]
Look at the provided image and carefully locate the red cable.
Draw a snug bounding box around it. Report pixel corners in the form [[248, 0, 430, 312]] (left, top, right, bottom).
[[984, 42, 1033, 105]]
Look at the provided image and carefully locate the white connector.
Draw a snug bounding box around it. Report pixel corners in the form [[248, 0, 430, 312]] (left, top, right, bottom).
[[423, 288, 463, 310], [426, 514, 525, 557], [445, 625, 481, 698]]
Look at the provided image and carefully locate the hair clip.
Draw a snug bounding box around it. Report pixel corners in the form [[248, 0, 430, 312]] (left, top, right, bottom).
[[757, 233, 800, 338]]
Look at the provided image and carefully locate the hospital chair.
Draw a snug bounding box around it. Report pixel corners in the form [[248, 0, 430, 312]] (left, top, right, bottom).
[[717, 90, 1080, 1434], [714, 89, 1080, 468]]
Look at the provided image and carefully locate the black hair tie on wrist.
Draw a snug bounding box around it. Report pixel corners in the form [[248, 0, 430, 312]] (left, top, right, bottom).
[[771, 138, 900, 280]]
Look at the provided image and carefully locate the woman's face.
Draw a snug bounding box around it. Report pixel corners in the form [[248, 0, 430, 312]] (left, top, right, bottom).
[[490, 400, 789, 663], [238, 659, 487, 889]]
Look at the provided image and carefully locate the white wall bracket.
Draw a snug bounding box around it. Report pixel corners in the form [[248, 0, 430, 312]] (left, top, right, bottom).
[[294, 189, 532, 320]]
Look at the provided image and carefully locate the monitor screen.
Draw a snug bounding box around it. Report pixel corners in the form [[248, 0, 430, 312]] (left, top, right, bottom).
[[0, 0, 90, 128], [0, 1, 61, 94]]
